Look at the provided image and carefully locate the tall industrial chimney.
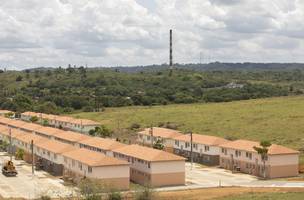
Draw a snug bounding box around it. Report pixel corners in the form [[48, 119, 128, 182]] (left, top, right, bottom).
[[169, 29, 173, 68]]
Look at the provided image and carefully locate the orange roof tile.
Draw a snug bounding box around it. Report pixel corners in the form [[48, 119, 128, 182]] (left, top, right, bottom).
[[15, 133, 47, 144], [219, 139, 299, 155], [0, 117, 27, 128], [139, 127, 183, 139], [0, 127, 27, 138], [20, 123, 44, 132], [63, 148, 129, 167], [174, 133, 228, 146], [22, 112, 100, 126], [54, 131, 91, 143], [113, 144, 185, 162], [79, 137, 127, 151], [0, 110, 13, 114], [35, 140, 76, 154], [34, 126, 64, 136]]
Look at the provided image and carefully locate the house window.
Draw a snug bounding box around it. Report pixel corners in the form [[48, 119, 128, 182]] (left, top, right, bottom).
[[72, 160, 75, 167], [235, 150, 241, 157], [148, 162, 151, 168], [185, 142, 190, 148], [193, 143, 198, 150], [147, 136, 151, 141], [175, 140, 179, 146], [54, 154, 57, 160], [78, 162, 82, 170], [88, 166, 92, 173], [204, 146, 210, 152], [246, 152, 252, 159]]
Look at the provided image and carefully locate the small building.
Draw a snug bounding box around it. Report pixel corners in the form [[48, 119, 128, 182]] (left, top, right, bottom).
[[173, 133, 228, 166], [137, 127, 183, 153], [21, 112, 100, 134], [62, 148, 130, 190], [14, 133, 47, 163], [34, 140, 76, 176], [112, 144, 185, 187], [79, 137, 126, 155], [219, 139, 299, 178]]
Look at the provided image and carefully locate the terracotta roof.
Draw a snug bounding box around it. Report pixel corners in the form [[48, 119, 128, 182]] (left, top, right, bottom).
[[35, 140, 76, 154], [34, 126, 64, 137], [0, 117, 27, 128], [79, 137, 127, 151], [0, 110, 13, 114], [174, 133, 228, 146], [20, 123, 44, 132], [0, 124, 8, 132], [113, 144, 186, 162], [219, 139, 299, 155], [138, 127, 183, 139], [63, 148, 129, 167], [15, 133, 47, 144], [22, 112, 100, 126], [0, 127, 27, 138], [54, 130, 91, 143]]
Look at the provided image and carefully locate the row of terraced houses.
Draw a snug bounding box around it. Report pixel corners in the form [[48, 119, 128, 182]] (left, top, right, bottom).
[[137, 127, 299, 179], [0, 116, 185, 190]]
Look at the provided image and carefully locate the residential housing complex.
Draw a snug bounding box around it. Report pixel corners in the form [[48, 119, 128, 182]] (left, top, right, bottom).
[[137, 127, 299, 178], [137, 127, 183, 153], [112, 144, 185, 186], [219, 139, 299, 178], [0, 116, 186, 188], [137, 127, 228, 166], [173, 134, 228, 166], [20, 111, 100, 133]]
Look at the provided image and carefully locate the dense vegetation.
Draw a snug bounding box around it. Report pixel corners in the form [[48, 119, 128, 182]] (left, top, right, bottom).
[[1, 66, 304, 113]]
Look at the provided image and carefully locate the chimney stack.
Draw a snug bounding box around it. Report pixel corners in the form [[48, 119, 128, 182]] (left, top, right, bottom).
[[169, 29, 173, 68]]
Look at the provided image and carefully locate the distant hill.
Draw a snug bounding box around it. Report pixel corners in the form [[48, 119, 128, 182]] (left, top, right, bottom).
[[18, 62, 304, 73], [109, 62, 304, 73]]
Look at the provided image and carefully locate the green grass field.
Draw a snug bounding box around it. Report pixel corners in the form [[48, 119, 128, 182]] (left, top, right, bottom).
[[216, 192, 304, 200], [70, 96, 304, 154]]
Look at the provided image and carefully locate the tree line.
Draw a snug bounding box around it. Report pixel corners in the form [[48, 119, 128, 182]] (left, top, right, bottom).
[[0, 66, 302, 114]]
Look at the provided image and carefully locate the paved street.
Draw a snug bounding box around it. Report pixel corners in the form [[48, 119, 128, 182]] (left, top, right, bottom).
[[157, 162, 304, 192], [0, 152, 77, 199]]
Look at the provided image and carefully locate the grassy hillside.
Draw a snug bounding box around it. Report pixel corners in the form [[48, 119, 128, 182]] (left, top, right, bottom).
[[71, 95, 303, 167], [70, 96, 304, 151]]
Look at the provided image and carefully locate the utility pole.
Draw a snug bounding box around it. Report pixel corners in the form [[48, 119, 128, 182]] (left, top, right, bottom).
[[9, 128, 12, 162], [31, 140, 34, 175], [150, 125, 154, 148], [190, 131, 193, 170]]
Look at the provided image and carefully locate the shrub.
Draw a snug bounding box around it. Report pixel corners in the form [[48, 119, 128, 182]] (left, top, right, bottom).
[[15, 149, 24, 160], [108, 191, 122, 200], [130, 123, 141, 130]]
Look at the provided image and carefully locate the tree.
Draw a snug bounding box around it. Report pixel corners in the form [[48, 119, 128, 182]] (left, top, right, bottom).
[[253, 140, 271, 179], [78, 179, 103, 200], [15, 148, 24, 160], [90, 125, 113, 138], [16, 75, 23, 82], [30, 116, 39, 123], [0, 140, 9, 151], [153, 139, 164, 150]]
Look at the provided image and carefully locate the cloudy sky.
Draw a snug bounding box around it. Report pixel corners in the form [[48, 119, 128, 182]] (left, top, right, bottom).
[[1, 0, 304, 69]]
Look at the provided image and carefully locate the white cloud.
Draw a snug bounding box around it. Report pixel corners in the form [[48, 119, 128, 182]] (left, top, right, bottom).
[[0, 0, 304, 69]]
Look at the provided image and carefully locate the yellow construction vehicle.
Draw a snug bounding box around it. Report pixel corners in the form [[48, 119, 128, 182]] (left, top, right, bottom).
[[2, 160, 17, 177]]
